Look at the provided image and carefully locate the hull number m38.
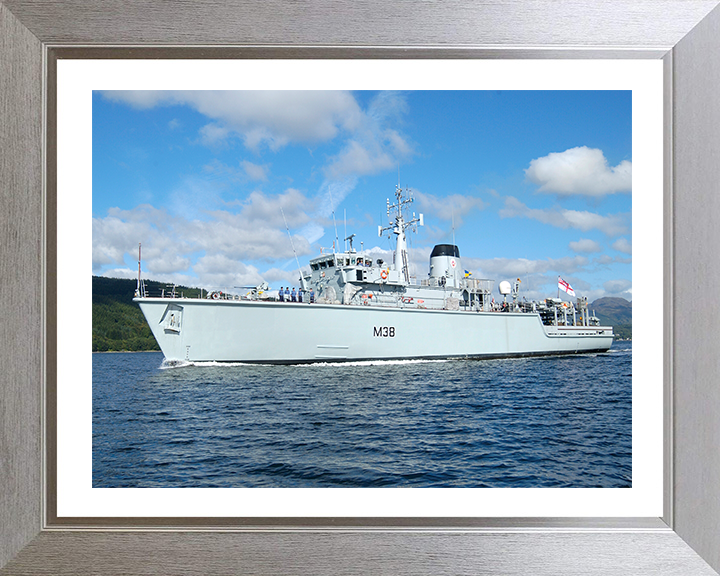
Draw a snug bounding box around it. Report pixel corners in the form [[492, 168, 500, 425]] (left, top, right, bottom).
[[374, 326, 396, 337]]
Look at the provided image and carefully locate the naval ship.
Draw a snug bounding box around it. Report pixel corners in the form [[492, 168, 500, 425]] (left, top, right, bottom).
[[134, 185, 614, 363]]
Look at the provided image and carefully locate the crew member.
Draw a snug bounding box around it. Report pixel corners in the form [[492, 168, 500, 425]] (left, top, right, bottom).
[[285, 287, 290, 301], [278, 287, 284, 302], [291, 287, 297, 302]]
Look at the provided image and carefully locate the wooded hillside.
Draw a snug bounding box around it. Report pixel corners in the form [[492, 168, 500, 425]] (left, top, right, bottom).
[[590, 297, 632, 339], [92, 276, 201, 352]]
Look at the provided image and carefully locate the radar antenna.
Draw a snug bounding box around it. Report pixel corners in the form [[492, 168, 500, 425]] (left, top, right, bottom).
[[378, 185, 424, 284]]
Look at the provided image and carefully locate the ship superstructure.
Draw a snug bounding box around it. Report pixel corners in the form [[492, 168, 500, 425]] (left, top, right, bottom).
[[134, 185, 613, 363]]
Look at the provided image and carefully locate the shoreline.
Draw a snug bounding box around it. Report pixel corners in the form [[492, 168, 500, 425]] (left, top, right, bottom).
[[92, 349, 162, 354]]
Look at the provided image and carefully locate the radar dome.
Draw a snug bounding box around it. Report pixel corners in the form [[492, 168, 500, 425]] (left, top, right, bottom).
[[498, 281, 512, 295]]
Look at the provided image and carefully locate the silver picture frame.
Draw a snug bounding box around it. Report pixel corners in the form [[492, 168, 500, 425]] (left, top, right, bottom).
[[2, 1, 720, 574]]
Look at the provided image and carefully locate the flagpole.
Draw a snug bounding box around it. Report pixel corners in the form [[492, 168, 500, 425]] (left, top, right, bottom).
[[557, 276, 560, 299]]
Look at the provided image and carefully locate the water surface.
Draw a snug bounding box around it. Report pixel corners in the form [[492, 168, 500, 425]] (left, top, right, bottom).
[[93, 342, 631, 488]]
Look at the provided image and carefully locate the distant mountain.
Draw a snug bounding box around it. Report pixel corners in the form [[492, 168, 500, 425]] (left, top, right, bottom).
[[589, 297, 632, 339]]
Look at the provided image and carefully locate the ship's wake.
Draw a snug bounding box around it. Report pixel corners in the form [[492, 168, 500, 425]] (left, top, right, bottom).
[[159, 358, 451, 369], [159, 359, 194, 370], [160, 359, 257, 369]]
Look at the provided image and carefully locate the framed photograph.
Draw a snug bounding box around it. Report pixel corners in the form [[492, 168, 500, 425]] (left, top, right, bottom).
[[2, 1, 720, 574], [63, 64, 657, 519]]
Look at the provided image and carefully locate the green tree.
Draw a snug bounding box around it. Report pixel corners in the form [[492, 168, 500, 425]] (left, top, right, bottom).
[[92, 276, 203, 352]]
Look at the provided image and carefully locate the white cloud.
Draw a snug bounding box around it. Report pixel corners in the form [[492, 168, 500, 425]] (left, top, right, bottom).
[[367, 90, 408, 123], [569, 238, 602, 254], [298, 223, 325, 245], [101, 268, 139, 280], [414, 191, 487, 225], [92, 205, 175, 271], [167, 174, 230, 221], [442, 254, 602, 301], [596, 254, 632, 266], [101, 90, 174, 108], [386, 129, 413, 157], [102, 90, 415, 219], [239, 188, 312, 228], [325, 140, 394, 179], [192, 254, 264, 288], [201, 158, 269, 184], [193, 214, 310, 262], [382, 247, 611, 303], [323, 92, 414, 180], [101, 90, 363, 151], [262, 267, 306, 285], [465, 255, 590, 279], [241, 160, 268, 181], [525, 146, 631, 197], [92, 189, 316, 286], [499, 197, 629, 236], [149, 254, 192, 275], [603, 279, 633, 298], [316, 178, 358, 218], [324, 130, 414, 180], [611, 237, 632, 254], [199, 123, 230, 146]]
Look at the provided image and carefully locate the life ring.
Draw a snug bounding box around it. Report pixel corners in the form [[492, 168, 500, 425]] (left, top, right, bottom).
[[381, 269, 388, 280], [212, 291, 221, 300]]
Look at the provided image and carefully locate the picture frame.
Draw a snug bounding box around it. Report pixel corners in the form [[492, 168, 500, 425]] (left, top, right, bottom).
[[2, 1, 720, 574]]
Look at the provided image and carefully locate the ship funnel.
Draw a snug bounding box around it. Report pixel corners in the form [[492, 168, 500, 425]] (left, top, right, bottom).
[[428, 244, 462, 288]]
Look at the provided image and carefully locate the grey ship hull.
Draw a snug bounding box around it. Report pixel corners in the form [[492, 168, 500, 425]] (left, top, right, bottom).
[[136, 297, 614, 364]]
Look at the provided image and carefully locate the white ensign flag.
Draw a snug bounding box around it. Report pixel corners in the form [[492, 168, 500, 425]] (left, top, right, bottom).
[[558, 277, 576, 297]]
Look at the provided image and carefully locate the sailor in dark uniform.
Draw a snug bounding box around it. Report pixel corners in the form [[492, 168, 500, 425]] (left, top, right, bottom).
[[278, 287, 284, 302], [309, 288, 315, 303], [285, 287, 290, 301], [291, 287, 296, 302], [297, 289, 303, 303]]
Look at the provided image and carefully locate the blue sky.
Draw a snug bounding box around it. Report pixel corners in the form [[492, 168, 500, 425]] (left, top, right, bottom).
[[92, 90, 632, 302]]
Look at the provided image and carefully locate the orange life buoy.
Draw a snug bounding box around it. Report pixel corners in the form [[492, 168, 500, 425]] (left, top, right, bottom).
[[381, 269, 388, 280]]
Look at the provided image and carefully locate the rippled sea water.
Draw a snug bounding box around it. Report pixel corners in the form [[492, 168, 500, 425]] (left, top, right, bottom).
[[93, 341, 631, 488]]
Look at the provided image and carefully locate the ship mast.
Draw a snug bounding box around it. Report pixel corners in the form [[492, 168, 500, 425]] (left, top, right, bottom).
[[280, 206, 307, 290], [378, 185, 423, 283], [135, 242, 145, 297]]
